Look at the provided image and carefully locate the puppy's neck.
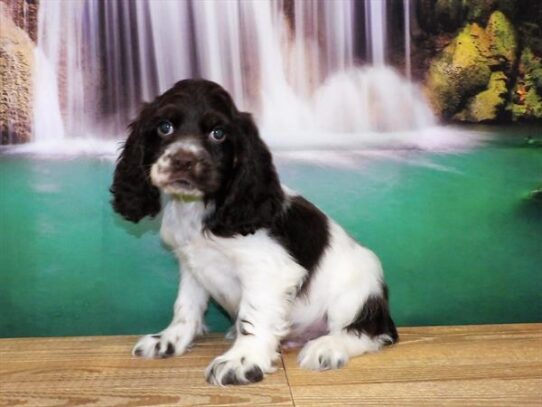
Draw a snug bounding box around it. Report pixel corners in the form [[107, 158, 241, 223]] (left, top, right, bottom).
[[171, 194, 203, 203], [167, 195, 213, 220]]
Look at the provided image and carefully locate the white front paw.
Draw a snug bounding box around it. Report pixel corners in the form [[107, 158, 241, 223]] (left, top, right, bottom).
[[298, 335, 349, 370], [132, 327, 192, 359], [205, 349, 275, 386]]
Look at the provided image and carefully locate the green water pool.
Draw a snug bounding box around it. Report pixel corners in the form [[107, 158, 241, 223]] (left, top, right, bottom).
[[1, 129, 541, 337]]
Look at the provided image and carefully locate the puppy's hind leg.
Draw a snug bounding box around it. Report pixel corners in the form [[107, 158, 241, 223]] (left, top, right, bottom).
[[298, 290, 398, 371]]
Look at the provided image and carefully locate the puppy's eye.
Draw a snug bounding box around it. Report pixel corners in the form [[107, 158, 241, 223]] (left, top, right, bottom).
[[209, 127, 226, 143], [157, 120, 174, 137]]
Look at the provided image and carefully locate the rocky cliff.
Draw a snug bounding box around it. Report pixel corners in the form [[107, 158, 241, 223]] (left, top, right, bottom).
[[0, 0, 37, 144]]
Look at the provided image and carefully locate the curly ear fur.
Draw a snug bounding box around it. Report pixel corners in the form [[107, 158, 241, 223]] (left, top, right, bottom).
[[110, 119, 161, 223], [206, 113, 285, 237]]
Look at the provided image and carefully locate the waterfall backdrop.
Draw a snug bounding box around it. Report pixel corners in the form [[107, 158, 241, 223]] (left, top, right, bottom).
[[0, 0, 541, 337], [31, 0, 439, 150]]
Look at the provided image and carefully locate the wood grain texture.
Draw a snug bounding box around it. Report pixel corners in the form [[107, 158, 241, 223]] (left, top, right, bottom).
[[0, 324, 540, 406], [0, 335, 293, 406], [283, 324, 542, 406]]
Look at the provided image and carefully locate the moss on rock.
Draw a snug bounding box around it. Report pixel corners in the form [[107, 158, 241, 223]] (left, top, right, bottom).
[[455, 71, 508, 121], [426, 23, 492, 118], [486, 10, 517, 71], [425, 10, 523, 121], [452, 23, 490, 68], [426, 48, 461, 116], [418, 0, 541, 123]]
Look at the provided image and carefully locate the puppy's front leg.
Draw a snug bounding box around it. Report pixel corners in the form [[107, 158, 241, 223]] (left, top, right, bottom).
[[205, 268, 299, 385], [133, 268, 209, 358]]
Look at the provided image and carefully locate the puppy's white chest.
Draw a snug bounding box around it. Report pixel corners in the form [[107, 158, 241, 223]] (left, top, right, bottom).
[[160, 200, 207, 248], [160, 200, 241, 314]]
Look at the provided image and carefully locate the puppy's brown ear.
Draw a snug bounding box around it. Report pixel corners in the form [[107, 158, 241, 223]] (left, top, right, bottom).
[[110, 114, 161, 223], [205, 113, 284, 236]]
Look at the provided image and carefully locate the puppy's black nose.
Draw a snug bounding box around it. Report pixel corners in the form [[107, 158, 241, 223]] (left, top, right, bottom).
[[170, 153, 194, 171]]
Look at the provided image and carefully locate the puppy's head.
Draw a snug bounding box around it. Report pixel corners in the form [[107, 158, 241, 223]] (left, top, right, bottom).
[[111, 79, 284, 236]]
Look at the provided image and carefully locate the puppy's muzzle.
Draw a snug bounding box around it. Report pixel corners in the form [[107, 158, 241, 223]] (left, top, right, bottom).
[[151, 143, 207, 196]]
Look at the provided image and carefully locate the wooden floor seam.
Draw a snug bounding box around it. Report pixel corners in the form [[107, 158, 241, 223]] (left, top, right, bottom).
[[281, 353, 297, 407], [1, 323, 541, 406]]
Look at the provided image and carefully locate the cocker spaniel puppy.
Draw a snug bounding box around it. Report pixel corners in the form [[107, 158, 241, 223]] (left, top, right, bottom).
[[111, 79, 398, 386]]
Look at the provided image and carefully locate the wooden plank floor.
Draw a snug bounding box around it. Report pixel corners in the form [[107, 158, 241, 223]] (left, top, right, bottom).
[[1, 324, 541, 406]]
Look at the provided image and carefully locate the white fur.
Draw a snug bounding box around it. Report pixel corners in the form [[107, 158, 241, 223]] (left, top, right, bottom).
[[133, 193, 389, 384]]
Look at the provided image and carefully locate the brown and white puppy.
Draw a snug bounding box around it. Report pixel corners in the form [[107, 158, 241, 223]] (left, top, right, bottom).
[[111, 79, 397, 386]]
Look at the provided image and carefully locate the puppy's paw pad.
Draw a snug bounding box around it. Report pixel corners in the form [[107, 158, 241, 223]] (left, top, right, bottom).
[[132, 331, 186, 359], [298, 336, 348, 371], [205, 357, 264, 386], [244, 366, 264, 382]]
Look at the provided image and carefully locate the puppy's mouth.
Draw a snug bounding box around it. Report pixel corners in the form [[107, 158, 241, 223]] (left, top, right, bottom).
[[162, 176, 204, 199], [168, 178, 195, 190], [150, 160, 206, 199]]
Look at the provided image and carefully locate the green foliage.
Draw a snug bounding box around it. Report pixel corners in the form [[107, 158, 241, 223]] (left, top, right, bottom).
[[435, 0, 463, 30], [462, 0, 517, 23], [511, 47, 542, 121], [462, 0, 497, 22], [518, 22, 542, 56], [521, 48, 542, 93]]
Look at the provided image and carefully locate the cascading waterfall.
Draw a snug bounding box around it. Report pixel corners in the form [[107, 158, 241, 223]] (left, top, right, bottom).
[[404, 0, 412, 80], [366, 0, 386, 66], [31, 0, 436, 151], [33, 0, 103, 141]]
